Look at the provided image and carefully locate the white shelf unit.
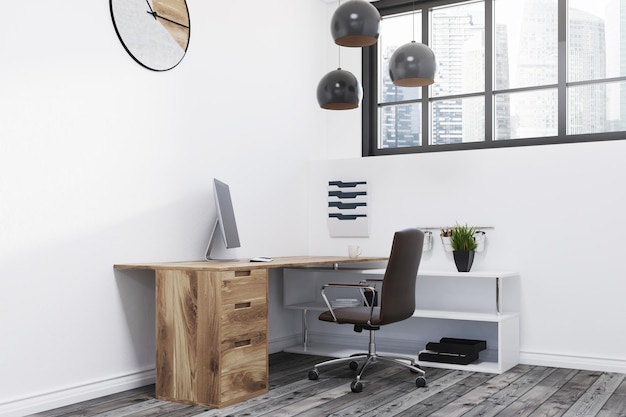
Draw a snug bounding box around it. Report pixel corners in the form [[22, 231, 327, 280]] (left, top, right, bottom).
[[282, 267, 520, 374]]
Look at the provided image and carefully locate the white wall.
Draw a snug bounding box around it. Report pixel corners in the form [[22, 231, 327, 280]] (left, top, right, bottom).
[[0, 1, 327, 416], [306, 35, 626, 373]]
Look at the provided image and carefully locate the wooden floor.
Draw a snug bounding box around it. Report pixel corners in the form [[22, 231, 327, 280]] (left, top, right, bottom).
[[30, 352, 626, 417]]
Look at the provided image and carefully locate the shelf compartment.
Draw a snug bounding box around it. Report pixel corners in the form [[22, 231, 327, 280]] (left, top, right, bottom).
[[412, 309, 518, 322], [285, 304, 518, 322]]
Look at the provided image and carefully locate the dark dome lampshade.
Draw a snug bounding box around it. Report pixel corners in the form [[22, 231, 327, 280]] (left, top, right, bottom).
[[331, 0, 381, 47], [389, 41, 437, 87], [316, 68, 362, 110]]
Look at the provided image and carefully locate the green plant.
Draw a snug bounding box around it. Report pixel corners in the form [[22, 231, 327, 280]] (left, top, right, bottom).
[[450, 222, 478, 251]]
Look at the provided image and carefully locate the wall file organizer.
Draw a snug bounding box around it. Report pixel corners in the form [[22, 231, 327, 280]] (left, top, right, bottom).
[[327, 180, 369, 237]]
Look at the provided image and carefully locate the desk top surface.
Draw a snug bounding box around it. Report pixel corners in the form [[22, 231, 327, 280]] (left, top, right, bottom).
[[114, 255, 388, 272]]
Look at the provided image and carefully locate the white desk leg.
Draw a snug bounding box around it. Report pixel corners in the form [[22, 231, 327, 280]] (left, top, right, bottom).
[[496, 277, 500, 313], [302, 308, 308, 348]]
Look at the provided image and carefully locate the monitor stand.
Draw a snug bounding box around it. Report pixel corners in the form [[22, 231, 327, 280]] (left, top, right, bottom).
[[204, 218, 239, 262]]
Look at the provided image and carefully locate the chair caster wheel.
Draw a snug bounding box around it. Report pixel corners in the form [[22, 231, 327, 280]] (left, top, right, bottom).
[[415, 376, 427, 387], [308, 370, 319, 380], [349, 361, 359, 370], [350, 380, 363, 393]]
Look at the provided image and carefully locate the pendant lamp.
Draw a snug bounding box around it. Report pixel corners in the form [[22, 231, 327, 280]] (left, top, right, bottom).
[[388, 2, 436, 87], [317, 67, 362, 110], [389, 41, 437, 86], [331, 0, 381, 47]]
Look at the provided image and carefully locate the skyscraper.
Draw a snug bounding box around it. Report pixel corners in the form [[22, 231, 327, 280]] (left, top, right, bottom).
[[431, 6, 484, 144], [568, 8, 606, 134]]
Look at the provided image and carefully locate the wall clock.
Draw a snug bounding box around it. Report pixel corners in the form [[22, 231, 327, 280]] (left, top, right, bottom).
[[110, 0, 190, 71]]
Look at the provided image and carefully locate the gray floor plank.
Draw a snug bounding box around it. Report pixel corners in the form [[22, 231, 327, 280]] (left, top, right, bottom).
[[357, 369, 476, 417], [562, 373, 626, 417], [459, 366, 559, 417], [426, 365, 536, 417], [392, 371, 495, 417], [596, 376, 626, 417], [527, 370, 604, 417], [494, 367, 580, 417]]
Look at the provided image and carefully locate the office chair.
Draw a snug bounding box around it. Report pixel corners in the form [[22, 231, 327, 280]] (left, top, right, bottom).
[[307, 228, 426, 393]]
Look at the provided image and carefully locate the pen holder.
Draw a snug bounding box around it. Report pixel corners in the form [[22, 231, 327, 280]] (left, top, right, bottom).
[[474, 231, 486, 252], [423, 231, 433, 252]]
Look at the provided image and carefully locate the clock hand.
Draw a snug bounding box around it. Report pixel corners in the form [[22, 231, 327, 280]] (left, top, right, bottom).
[[145, 0, 156, 19], [146, 11, 190, 29]]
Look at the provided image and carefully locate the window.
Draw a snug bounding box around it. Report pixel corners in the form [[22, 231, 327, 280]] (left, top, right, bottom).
[[362, 0, 626, 156]]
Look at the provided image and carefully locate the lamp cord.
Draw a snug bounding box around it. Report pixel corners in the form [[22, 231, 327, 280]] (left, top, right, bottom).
[[337, 0, 342, 68], [412, 0, 416, 42], [338, 46, 341, 69]]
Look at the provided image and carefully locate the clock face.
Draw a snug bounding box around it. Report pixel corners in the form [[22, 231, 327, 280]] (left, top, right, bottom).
[[110, 0, 190, 71]]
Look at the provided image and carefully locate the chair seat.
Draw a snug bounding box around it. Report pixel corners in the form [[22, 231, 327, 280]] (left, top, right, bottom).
[[319, 306, 382, 326]]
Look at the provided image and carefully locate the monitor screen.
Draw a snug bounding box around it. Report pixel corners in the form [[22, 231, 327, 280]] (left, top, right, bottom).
[[205, 178, 241, 260]]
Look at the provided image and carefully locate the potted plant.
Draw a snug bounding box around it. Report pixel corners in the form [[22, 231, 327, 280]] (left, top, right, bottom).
[[450, 222, 478, 272]]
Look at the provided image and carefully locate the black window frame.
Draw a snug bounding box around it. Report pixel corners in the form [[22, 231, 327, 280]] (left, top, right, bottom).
[[362, 0, 626, 157]]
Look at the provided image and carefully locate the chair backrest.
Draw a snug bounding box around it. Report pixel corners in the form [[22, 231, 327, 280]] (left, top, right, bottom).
[[378, 228, 424, 325]]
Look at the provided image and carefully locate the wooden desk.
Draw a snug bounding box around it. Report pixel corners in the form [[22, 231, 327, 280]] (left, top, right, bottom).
[[114, 256, 386, 408]]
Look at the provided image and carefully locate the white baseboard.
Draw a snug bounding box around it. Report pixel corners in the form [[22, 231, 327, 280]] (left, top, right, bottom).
[[0, 369, 155, 417], [269, 334, 301, 354], [520, 351, 626, 374]]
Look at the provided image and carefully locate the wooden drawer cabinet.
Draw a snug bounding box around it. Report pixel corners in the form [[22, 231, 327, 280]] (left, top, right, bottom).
[[155, 268, 268, 408], [114, 256, 386, 408]]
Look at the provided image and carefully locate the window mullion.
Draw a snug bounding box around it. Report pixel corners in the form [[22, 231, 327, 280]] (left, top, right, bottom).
[[485, 0, 493, 142], [422, 6, 431, 149], [558, 0, 567, 137]]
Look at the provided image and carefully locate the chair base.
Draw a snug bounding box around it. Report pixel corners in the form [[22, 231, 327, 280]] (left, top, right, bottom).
[[307, 331, 426, 392]]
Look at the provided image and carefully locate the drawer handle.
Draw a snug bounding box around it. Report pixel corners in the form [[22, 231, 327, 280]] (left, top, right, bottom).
[[235, 301, 252, 309], [235, 270, 252, 277], [235, 339, 251, 348]]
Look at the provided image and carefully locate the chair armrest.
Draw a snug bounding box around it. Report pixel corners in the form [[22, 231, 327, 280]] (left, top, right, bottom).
[[320, 283, 377, 323], [324, 282, 373, 287]]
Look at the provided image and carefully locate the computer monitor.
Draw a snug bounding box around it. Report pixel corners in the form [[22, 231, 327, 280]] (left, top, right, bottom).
[[205, 178, 241, 261]]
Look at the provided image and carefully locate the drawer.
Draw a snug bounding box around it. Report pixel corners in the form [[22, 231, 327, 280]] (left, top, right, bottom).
[[220, 332, 267, 405], [221, 269, 267, 305], [222, 302, 267, 340]]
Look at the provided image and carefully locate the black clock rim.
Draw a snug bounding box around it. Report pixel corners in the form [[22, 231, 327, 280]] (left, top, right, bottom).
[[109, 0, 191, 72]]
